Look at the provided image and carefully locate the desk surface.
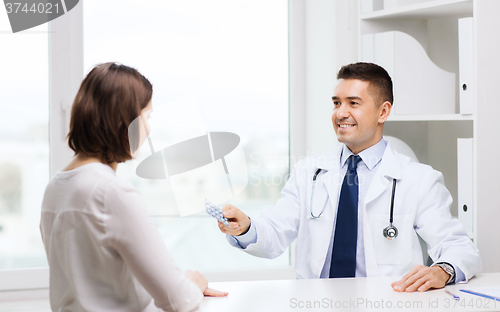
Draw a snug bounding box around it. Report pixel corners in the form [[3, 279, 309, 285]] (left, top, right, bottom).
[[1, 273, 499, 312], [200, 273, 500, 312]]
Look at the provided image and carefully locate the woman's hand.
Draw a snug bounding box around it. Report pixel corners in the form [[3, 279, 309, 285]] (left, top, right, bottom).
[[184, 270, 228, 297]]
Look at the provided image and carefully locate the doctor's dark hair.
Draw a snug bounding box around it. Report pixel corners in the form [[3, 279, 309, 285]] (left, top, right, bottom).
[[67, 62, 153, 164], [336, 62, 393, 106]]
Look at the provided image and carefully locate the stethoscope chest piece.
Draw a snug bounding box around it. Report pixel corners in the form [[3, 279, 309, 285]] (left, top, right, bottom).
[[383, 224, 398, 240]]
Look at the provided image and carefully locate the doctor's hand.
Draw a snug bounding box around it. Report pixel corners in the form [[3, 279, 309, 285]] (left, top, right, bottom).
[[217, 204, 251, 236], [184, 270, 228, 297], [391, 264, 450, 292]]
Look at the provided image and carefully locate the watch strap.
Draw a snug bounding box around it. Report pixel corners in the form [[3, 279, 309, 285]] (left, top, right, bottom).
[[433, 262, 455, 284]]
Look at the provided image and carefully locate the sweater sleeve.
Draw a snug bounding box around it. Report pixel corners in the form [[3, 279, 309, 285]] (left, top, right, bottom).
[[104, 180, 203, 312]]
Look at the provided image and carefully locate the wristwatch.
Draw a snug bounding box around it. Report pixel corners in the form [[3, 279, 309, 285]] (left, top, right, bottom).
[[433, 262, 455, 284]]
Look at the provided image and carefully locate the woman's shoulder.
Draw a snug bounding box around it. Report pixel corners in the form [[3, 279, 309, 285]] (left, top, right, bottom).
[[43, 163, 139, 214]]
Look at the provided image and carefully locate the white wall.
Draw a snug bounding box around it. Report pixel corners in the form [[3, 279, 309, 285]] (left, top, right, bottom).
[[302, 0, 358, 157]]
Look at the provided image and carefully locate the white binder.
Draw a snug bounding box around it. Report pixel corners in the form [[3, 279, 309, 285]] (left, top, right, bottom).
[[362, 34, 374, 63], [361, 0, 384, 13], [383, 0, 398, 10], [459, 17, 474, 115], [361, 31, 455, 115], [457, 138, 474, 237]]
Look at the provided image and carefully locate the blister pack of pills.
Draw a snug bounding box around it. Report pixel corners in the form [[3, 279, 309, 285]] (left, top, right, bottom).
[[205, 199, 230, 226]]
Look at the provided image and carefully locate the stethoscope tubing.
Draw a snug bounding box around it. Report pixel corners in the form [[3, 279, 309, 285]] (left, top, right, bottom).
[[310, 168, 325, 219], [389, 178, 396, 225], [309, 168, 398, 239]]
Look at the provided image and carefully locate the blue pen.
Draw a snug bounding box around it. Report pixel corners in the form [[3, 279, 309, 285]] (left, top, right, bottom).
[[460, 289, 500, 301], [445, 290, 460, 300]]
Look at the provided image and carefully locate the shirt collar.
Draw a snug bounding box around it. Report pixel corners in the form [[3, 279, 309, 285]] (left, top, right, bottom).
[[340, 138, 388, 171]]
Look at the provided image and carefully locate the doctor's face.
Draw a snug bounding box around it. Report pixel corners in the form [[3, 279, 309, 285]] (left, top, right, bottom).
[[332, 79, 391, 154]]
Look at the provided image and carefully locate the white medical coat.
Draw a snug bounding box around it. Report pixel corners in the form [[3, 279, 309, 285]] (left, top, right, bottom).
[[231, 142, 481, 280]]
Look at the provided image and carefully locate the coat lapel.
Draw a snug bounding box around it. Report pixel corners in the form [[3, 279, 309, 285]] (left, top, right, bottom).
[[321, 146, 343, 214], [364, 142, 402, 206], [307, 145, 342, 278]]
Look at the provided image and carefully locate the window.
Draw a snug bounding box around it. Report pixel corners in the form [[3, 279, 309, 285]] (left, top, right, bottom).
[[84, 0, 290, 272], [0, 0, 292, 289], [0, 19, 49, 269]]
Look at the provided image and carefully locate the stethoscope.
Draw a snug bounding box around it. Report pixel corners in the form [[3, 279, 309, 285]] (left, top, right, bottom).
[[309, 168, 399, 240]]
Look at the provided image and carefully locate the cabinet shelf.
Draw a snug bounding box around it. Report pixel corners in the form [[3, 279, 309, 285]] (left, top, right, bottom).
[[360, 0, 472, 20], [387, 113, 474, 121]]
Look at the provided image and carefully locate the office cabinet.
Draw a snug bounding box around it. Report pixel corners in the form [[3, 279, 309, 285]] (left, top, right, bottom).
[[357, 0, 500, 272]]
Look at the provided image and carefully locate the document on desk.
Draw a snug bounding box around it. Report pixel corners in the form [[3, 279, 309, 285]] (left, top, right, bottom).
[[460, 287, 500, 301]]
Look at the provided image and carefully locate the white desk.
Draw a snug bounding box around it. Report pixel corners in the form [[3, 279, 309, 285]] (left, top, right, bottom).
[[1, 273, 499, 311], [200, 273, 500, 312]]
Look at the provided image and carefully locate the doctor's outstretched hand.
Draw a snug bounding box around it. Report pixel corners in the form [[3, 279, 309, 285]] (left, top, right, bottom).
[[217, 204, 251, 236], [391, 264, 450, 292]]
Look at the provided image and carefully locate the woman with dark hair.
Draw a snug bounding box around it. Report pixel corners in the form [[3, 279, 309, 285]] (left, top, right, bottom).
[[40, 63, 226, 312]]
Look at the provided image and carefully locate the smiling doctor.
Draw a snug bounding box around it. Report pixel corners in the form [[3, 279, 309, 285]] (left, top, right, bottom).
[[217, 62, 481, 292]]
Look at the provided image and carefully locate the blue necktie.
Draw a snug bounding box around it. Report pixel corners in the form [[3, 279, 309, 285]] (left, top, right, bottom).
[[330, 155, 361, 278]]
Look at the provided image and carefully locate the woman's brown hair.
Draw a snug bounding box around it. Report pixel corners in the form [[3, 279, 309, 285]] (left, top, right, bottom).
[[67, 62, 153, 163]]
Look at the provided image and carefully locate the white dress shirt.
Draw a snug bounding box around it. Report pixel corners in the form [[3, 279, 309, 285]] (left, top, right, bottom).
[[319, 138, 387, 277], [40, 163, 202, 312]]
